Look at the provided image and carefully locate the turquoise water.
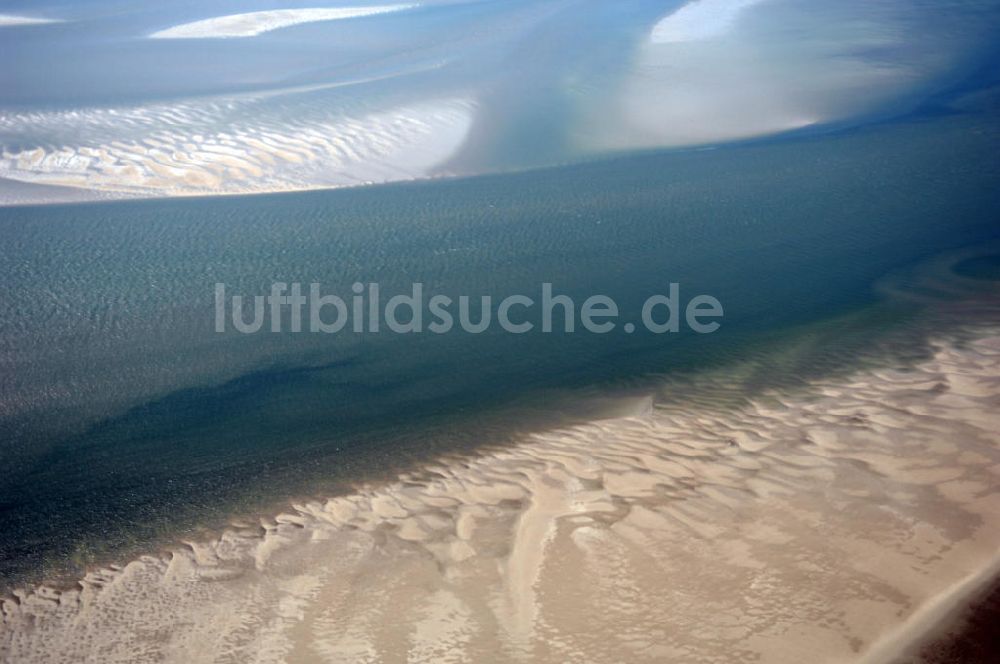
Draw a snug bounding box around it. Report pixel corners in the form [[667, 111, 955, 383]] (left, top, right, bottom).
[[1, 99, 1000, 587]]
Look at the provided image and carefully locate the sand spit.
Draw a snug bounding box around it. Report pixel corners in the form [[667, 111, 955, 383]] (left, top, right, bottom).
[[0, 98, 474, 200], [149, 6, 417, 39], [651, 0, 771, 44], [0, 14, 61, 27], [2, 323, 999, 662], [580, 0, 986, 152]]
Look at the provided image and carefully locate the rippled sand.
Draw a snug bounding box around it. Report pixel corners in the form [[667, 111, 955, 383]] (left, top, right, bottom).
[[0, 99, 473, 199], [3, 314, 998, 662]]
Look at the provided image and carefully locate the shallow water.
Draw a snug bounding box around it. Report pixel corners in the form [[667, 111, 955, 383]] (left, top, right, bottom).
[[2, 96, 1000, 589]]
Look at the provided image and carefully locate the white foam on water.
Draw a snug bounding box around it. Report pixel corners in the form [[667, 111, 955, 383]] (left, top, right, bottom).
[[149, 5, 418, 39]]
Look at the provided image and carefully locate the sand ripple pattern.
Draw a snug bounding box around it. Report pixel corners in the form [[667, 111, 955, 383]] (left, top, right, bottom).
[[0, 97, 474, 197], [3, 325, 1000, 663]]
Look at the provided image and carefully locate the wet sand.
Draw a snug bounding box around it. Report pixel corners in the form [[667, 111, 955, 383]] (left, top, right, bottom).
[[0, 99, 474, 201]]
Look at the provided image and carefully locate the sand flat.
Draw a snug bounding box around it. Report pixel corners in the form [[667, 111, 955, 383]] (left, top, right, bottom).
[[651, 0, 771, 44], [0, 99, 475, 199], [577, 0, 976, 153]]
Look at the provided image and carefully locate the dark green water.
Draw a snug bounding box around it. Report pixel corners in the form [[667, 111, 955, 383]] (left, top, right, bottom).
[[1, 105, 999, 589]]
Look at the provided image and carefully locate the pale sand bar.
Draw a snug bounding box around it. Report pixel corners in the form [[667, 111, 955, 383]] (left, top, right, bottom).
[[0, 99, 475, 201], [651, 0, 771, 44], [149, 6, 417, 39], [0, 14, 62, 27]]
